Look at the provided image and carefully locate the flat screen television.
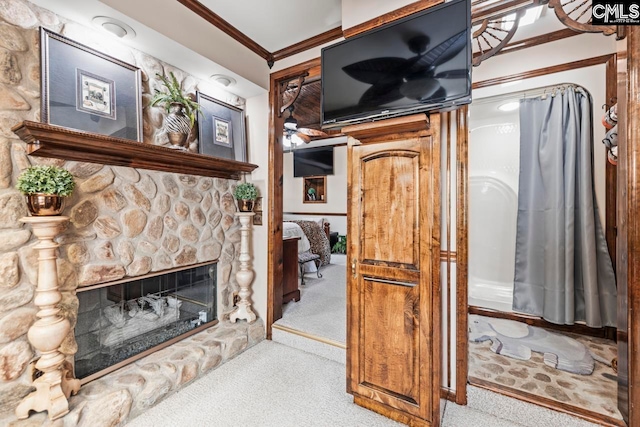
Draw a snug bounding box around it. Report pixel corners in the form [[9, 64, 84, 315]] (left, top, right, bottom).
[[321, 0, 471, 128], [293, 147, 334, 177]]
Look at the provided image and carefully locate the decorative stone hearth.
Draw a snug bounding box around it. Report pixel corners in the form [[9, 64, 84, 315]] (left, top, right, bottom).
[[4, 319, 264, 427]]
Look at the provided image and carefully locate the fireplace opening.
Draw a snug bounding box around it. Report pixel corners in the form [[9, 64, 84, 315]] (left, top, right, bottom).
[[75, 262, 217, 381]]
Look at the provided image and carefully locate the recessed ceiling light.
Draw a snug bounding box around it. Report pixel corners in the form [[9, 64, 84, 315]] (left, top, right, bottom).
[[210, 74, 236, 87], [498, 101, 520, 112], [92, 16, 136, 39]]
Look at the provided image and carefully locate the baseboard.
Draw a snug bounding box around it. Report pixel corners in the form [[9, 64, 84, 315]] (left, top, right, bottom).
[[469, 377, 626, 427]]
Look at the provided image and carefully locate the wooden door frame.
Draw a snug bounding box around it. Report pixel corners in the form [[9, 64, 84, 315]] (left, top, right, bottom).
[[618, 27, 640, 427], [267, 58, 321, 338], [458, 53, 621, 422]]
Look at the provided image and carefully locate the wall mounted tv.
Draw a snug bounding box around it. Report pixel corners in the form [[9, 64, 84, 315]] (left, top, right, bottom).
[[293, 147, 334, 177], [321, 0, 471, 129]]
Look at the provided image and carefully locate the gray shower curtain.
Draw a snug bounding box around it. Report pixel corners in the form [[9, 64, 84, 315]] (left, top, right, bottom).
[[512, 86, 617, 327]]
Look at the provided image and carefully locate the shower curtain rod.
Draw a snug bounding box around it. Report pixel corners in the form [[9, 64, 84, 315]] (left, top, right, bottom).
[[472, 83, 589, 107]]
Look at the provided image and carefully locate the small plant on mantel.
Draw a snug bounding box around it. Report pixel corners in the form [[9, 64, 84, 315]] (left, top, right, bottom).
[[151, 71, 201, 150], [233, 182, 258, 212], [16, 165, 75, 216]]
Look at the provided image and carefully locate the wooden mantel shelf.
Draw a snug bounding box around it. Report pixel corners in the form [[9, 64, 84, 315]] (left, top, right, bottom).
[[12, 121, 258, 180]]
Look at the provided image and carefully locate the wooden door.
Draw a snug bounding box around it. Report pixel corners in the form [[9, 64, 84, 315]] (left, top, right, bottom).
[[345, 114, 440, 427]]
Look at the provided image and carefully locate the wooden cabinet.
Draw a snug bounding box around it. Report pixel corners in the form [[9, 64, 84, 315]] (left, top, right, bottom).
[[282, 237, 300, 304], [303, 176, 326, 203]]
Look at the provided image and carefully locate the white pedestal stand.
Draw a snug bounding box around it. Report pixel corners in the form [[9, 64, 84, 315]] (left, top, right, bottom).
[[230, 212, 257, 323], [16, 216, 80, 421]]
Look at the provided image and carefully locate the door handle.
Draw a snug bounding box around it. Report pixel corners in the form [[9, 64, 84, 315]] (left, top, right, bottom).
[[352, 259, 357, 278]]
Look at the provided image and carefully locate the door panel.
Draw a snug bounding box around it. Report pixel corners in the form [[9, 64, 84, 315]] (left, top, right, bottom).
[[361, 153, 419, 268], [362, 278, 420, 404], [346, 114, 440, 426]]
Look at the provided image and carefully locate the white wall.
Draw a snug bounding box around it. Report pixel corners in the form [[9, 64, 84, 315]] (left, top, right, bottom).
[[245, 92, 270, 320], [283, 145, 348, 235]]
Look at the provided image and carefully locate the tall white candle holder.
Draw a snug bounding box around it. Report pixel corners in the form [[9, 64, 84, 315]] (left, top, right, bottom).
[[16, 216, 80, 421], [230, 212, 257, 323]]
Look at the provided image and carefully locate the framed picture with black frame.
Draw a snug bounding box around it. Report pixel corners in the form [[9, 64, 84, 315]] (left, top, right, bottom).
[[196, 91, 247, 162], [40, 27, 143, 142]]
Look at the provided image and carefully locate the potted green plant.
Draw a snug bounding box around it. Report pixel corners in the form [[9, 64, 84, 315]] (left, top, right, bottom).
[[16, 165, 75, 216], [151, 71, 201, 149], [332, 235, 347, 254], [233, 182, 258, 212]]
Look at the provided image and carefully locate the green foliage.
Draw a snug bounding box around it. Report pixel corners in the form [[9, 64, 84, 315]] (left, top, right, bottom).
[[150, 72, 201, 127], [233, 182, 258, 200], [332, 235, 347, 254], [16, 166, 75, 196], [307, 187, 316, 195]]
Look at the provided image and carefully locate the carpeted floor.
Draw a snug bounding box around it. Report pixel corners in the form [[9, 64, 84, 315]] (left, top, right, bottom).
[[126, 340, 400, 427], [468, 315, 622, 421], [126, 340, 598, 427], [275, 254, 347, 344]]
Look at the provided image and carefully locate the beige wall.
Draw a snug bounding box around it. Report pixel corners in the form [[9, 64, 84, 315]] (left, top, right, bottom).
[[245, 92, 270, 320]]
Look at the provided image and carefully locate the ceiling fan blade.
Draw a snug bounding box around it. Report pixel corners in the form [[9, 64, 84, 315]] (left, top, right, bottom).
[[412, 30, 468, 70], [297, 128, 329, 138], [399, 78, 441, 101], [433, 69, 469, 79], [342, 57, 408, 84], [295, 133, 312, 144], [359, 82, 404, 107]]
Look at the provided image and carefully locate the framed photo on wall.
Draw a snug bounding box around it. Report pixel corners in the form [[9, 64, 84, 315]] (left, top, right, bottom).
[[40, 28, 143, 142], [197, 91, 247, 162], [213, 116, 232, 147]]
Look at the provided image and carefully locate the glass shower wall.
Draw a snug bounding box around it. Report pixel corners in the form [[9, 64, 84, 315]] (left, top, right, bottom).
[[468, 98, 520, 312]]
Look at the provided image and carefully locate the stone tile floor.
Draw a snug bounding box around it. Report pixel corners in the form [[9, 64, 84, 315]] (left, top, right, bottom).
[[469, 320, 622, 422]]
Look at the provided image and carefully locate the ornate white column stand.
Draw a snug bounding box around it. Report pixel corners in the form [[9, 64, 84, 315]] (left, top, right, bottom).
[[16, 216, 80, 421], [230, 212, 257, 323]]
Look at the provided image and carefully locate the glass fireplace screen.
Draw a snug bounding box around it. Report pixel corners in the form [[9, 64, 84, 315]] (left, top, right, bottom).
[[75, 262, 216, 379]]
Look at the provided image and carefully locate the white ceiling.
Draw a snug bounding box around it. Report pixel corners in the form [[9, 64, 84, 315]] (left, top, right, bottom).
[[198, 0, 342, 52]]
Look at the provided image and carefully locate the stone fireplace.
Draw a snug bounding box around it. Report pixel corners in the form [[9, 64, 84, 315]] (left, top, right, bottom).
[[0, 1, 264, 425], [75, 262, 217, 382]]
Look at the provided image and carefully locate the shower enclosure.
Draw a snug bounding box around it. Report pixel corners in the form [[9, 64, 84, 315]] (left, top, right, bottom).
[[468, 112, 520, 312]]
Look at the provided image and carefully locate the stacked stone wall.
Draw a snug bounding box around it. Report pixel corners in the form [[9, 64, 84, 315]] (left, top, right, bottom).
[[0, 1, 262, 424]]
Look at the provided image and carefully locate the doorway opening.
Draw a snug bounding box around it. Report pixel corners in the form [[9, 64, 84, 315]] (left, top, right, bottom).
[[464, 56, 623, 426]]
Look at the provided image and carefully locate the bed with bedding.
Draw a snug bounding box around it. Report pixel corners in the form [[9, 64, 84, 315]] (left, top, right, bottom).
[[283, 219, 331, 271]]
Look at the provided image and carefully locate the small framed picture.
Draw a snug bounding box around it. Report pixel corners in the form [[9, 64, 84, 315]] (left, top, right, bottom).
[[197, 91, 247, 162], [76, 69, 116, 119], [213, 116, 232, 147], [253, 212, 263, 226]]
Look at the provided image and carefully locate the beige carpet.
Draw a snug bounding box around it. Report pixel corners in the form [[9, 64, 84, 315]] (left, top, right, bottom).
[[275, 254, 347, 344], [126, 340, 598, 426], [469, 317, 622, 422]]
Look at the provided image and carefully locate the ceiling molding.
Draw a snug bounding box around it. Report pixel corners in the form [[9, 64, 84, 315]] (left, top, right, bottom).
[[477, 27, 579, 59], [471, 0, 534, 23], [176, 0, 272, 62], [271, 27, 343, 63], [472, 53, 613, 89], [342, 0, 444, 39]]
